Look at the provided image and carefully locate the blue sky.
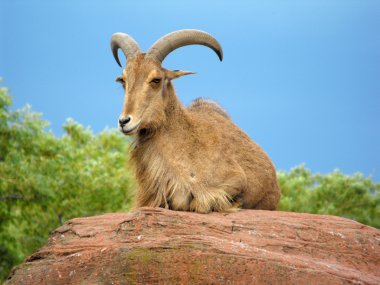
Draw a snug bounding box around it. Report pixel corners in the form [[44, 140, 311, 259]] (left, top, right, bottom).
[[1, 0, 379, 181]]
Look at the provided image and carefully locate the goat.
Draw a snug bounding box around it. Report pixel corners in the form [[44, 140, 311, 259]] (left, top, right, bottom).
[[111, 29, 281, 213]]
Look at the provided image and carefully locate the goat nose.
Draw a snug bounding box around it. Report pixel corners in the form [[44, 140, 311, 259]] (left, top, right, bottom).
[[119, 116, 131, 126]]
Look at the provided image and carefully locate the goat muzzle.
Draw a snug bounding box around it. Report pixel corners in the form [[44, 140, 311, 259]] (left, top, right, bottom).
[[118, 115, 141, 135], [118, 116, 131, 127]]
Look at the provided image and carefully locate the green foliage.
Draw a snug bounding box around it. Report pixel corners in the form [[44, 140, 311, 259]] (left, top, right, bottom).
[[0, 84, 379, 282], [278, 165, 380, 228], [0, 86, 134, 281]]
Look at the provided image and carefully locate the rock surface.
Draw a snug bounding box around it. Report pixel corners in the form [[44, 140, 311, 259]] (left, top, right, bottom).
[[6, 207, 380, 285]]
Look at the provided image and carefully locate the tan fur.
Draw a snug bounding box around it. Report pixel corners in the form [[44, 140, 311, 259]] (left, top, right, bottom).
[[118, 53, 281, 213]]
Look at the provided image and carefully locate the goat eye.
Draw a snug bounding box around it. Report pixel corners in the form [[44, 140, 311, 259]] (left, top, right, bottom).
[[150, 78, 162, 84]]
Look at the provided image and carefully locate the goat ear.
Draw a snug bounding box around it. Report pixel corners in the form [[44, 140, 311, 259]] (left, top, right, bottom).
[[165, 69, 195, 81]]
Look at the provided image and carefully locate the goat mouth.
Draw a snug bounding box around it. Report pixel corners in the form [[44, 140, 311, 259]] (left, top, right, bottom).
[[120, 122, 141, 135]]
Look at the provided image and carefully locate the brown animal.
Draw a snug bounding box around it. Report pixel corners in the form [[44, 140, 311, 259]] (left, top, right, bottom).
[[111, 29, 280, 213]]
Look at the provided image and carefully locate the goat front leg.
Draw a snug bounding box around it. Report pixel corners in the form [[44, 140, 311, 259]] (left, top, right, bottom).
[[133, 186, 168, 210], [189, 186, 230, 213], [190, 169, 247, 213]]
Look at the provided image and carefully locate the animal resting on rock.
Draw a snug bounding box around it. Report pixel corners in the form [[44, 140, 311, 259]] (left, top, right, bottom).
[[110, 29, 280, 213]]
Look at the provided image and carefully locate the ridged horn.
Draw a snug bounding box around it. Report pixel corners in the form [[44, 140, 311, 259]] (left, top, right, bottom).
[[146, 29, 223, 63], [110, 33, 141, 67]]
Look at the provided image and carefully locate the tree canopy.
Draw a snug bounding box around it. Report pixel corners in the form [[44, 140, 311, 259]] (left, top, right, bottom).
[[0, 85, 134, 281]]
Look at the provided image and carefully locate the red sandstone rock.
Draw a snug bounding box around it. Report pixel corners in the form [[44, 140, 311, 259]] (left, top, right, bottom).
[[5, 207, 380, 284]]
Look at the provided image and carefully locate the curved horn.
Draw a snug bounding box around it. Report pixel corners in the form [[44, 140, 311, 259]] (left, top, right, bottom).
[[110, 33, 141, 67], [147, 29, 223, 63]]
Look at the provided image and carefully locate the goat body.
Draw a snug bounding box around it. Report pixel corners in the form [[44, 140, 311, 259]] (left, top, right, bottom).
[[131, 84, 280, 213], [111, 30, 281, 213]]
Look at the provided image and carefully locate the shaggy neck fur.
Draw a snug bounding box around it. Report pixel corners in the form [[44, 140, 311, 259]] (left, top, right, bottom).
[[130, 81, 192, 209]]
